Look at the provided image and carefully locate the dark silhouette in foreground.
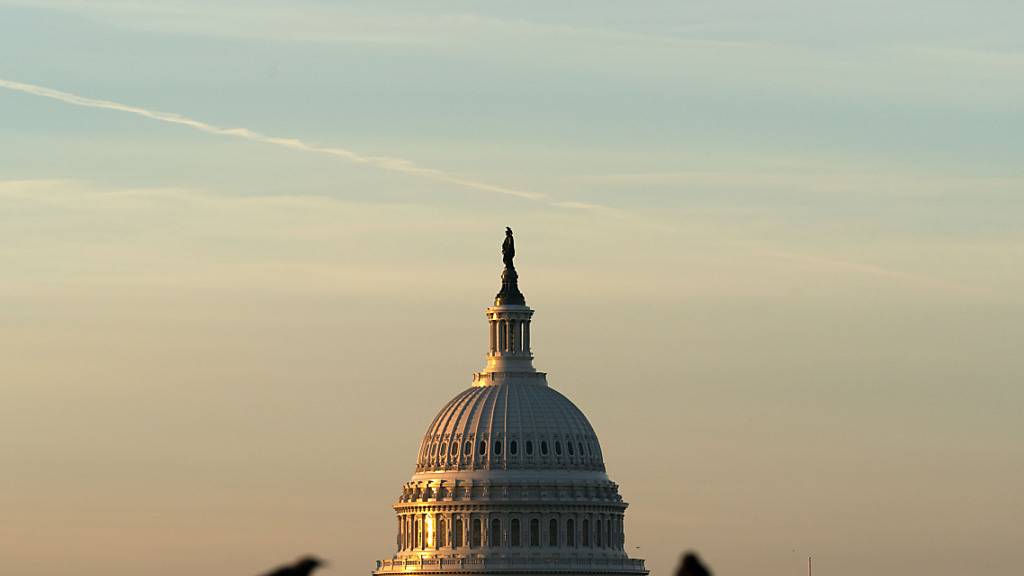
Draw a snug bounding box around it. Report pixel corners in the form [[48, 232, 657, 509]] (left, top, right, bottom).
[[260, 556, 326, 576], [676, 551, 712, 576]]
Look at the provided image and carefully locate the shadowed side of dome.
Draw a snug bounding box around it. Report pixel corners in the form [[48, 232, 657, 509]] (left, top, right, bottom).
[[416, 382, 606, 473]]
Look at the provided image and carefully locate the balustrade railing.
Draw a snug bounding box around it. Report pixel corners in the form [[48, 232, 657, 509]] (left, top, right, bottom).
[[375, 555, 646, 573]]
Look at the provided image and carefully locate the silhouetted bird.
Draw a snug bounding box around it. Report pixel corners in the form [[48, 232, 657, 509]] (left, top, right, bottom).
[[260, 556, 326, 576], [676, 551, 712, 576]]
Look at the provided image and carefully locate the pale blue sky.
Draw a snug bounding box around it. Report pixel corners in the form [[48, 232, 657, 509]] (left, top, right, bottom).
[[1, 3, 1022, 576]]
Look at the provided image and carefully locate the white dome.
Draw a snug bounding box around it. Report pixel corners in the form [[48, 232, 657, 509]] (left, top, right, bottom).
[[375, 231, 646, 576], [417, 379, 606, 473]]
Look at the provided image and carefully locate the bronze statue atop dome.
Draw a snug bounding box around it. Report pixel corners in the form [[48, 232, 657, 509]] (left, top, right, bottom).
[[495, 227, 525, 305], [502, 227, 515, 269]]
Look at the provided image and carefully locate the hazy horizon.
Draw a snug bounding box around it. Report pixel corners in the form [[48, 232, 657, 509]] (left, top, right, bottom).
[[2, 2, 1022, 575]]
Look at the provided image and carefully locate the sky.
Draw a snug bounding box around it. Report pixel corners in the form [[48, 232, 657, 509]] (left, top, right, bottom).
[[1, 1, 1022, 575]]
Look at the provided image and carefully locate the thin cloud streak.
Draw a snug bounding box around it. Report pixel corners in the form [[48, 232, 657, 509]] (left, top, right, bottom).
[[753, 247, 971, 294], [0, 78, 547, 202], [0, 80, 953, 289], [1, 178, 970, 292]]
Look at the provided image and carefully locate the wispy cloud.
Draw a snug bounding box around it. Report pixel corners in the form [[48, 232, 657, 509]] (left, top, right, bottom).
[[573, 169, 1024, 197], [752, 247, 961, 291], [0, 78, 552, 203], [0, 79, 982, 290], [0, 178, 987, 295]]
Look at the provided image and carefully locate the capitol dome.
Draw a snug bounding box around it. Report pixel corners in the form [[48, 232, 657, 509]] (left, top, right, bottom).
[[374, 229, 647, 576]]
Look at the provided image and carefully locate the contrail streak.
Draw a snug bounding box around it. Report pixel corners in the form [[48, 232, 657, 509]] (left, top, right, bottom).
[[3, 80, 949, 290], [0, 78, 547, 202]]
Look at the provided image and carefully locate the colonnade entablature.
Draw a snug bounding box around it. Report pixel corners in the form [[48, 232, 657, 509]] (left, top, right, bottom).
[[398, 479, 624, 504]]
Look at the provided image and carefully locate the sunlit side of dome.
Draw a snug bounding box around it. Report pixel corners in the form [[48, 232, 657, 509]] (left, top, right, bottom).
[[416, 382, 606, 474]]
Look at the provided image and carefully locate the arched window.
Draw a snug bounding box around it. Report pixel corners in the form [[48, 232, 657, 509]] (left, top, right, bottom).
[[438, 517, 447, 548], [471, 518, 482, 547], [596, 518, 602, 547], [416, 518, 422, 549], [578, 442, 585, 457], [606, 518, 612, 548], [568, 442, 575, 455], [478, 440, 487, 456], [555, 441, 562, 455], [541, 441, 549, 455], [431, 442, 438, 456], [510, 518, 521, 546], [494, 440, 502, 455], [526, 441, 534, 455], [451, 441, 458, 456], [464, 440, 472, 455], [441, 442, 448, 457], [490, 518, 501, 547], [548, 518, 558, 546], [510, 440, 518, 455], [582, 518, 590, 546], [530, 519, 540, 546], [455, 518, 464, 547], [566, 518, 575, 546]]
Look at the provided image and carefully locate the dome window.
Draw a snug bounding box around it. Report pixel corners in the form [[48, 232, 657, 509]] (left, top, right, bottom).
[[479, 440, 487, 455], [526, 441, 534, 455], [555, 441, 562, 456], [441, 442, 448, 456], [494, 440, 502, 455], [541, 441, 549, 455], [490, 518, 501, 547], [510, 440, 518, 455], [578, 442, 585, 457], [568, 442, 574, 456], [464, 440, 472, 455], [450, 442, 458, 456], [471, 518, 482, 547], [431, 443, 438, 456]]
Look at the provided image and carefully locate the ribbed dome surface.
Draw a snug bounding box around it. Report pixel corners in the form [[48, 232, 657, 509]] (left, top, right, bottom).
[[416, 381, 606, 472]]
